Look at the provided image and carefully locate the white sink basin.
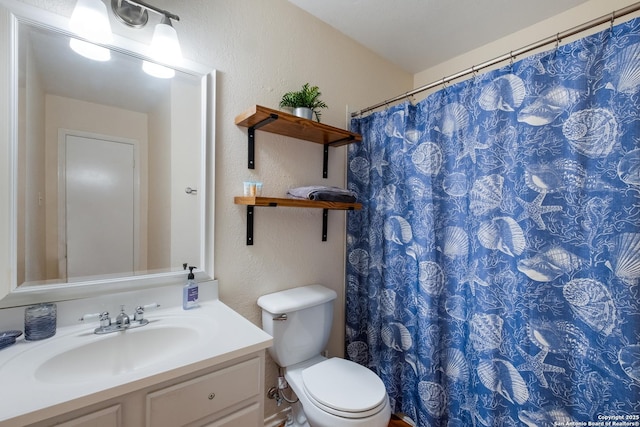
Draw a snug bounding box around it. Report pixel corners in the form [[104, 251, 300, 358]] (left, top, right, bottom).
[[34, 325, 198, 383], [1, 311, 219, 388]]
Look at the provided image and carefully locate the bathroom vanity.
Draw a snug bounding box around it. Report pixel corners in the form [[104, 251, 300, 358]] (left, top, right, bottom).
[[0, 287, 272, 427]]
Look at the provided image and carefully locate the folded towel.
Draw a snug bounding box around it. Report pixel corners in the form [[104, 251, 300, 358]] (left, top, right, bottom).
[[287, 186, 357, 203]]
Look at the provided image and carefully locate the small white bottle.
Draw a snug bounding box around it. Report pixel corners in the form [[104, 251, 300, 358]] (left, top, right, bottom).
[[182, 266, 199, 310]]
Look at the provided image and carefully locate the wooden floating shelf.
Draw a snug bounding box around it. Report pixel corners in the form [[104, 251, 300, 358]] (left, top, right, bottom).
[[235, 105, 362, 177], [234, 196, 362, 210], [234, 196, 361, 245], [235, 105, 362, 147], [234, 105, 363, 243]]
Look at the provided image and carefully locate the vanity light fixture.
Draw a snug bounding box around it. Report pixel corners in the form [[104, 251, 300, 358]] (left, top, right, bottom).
[[69, 0, 113, 61], [111, 0, 182, 78], [69, 0, 182, 76]]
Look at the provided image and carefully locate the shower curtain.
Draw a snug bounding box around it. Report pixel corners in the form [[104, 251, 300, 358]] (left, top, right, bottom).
[[346, 17, 640, 427]]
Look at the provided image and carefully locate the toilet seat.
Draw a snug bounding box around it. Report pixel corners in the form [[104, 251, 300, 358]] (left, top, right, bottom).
[[301, 358, 387, 419]]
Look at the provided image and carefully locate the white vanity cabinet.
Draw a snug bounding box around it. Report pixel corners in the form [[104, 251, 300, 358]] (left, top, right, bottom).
[[23, 352, 265, 427]]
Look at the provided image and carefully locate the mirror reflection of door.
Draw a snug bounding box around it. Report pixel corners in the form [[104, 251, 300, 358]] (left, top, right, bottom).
[[59, 131, 140, 281]]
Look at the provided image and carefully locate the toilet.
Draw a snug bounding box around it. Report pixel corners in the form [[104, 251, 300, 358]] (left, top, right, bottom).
[[257, 284, 391, 427]]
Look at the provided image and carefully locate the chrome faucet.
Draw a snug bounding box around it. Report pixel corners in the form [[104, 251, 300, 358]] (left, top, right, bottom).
[[80, 303, 160, 335], [115, 305, 130, 328]]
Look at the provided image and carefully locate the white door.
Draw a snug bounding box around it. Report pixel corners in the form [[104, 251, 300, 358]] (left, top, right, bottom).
[[62, 133, 136, 281]]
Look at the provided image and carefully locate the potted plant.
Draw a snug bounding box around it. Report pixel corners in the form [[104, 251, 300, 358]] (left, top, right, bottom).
[[279, 83, 328, 122]]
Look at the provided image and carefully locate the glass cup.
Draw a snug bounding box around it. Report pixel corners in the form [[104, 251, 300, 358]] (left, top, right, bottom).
[[244, 181, 262, 196], [24, 303, 57, 341], [243, 181, 255, 196]]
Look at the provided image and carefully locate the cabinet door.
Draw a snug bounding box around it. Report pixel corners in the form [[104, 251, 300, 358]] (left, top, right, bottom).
[[55, 405, 121, 427], [146, 358, 261, 427], [201, 403, 260, 427]]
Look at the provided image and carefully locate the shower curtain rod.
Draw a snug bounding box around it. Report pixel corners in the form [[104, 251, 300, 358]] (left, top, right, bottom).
[[351, 1, 640, 118]]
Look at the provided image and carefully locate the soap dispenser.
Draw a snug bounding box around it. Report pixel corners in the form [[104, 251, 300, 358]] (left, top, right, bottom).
[[182, 266, 199, 310]]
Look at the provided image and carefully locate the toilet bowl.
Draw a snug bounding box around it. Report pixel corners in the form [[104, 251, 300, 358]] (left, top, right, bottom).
[[257, 285, 391, 427], [284, 355, 390, 427]]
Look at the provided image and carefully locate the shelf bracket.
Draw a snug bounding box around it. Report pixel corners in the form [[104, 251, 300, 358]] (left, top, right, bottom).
[[323, 146, 329, 179], [245, 205, 336, 244], [323, 135, 354, 178], [328, 135, 356, 147], [322, 209, 328, 241], [246, 206, 254, 245], [244, 202, 278, 245], [248, 113, 278, 169]]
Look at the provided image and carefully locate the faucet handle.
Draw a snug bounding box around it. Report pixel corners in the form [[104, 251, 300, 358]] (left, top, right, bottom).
[[133, 303, 160, 322], [79, 312, 97, 322], [79, 311, 110, 327], [79, 311, 109, 322], [142, 303, 160, 311]]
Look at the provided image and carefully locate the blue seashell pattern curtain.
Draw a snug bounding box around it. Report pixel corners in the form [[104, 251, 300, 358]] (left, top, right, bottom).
[[346, 17, 640, 427]]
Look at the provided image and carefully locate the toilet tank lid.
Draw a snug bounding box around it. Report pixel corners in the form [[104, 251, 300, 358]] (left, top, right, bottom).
[[257, 284, 337, 314]]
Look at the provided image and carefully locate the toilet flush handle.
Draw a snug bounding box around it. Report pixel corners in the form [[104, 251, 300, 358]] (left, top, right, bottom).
[[273, 313, 287, 321]]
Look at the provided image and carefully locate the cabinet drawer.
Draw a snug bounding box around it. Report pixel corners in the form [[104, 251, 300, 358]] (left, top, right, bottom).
[[146, 358, 260, 427], [56, 405, 121, 427], [202, 402, 260, 427]]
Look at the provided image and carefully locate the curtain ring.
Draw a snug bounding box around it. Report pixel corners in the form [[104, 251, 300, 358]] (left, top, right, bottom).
[[555, 33, 561, 50], [471, 65, 479, 83], [509, 51, 514, 67], [405, 92, 415, 105], [610, 11, 615, 29]]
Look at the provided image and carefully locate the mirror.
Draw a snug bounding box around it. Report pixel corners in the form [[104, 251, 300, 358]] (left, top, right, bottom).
[[0, 2, 215, 307]]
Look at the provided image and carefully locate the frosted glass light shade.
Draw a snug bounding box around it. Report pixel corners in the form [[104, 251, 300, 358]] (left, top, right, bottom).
[[69, 0, 113, 44], [143, 19, 182, 78], [69, 0, 112, 61]]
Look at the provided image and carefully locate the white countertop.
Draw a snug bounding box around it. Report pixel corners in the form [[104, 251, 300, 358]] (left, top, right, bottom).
[[0, 299, 272, 426]]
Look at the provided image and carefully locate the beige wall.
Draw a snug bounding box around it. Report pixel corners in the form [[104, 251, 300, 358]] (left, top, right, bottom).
[[147, 89, 172, 271], [413, 0, 640, 95], [20, 39, 46, 284]]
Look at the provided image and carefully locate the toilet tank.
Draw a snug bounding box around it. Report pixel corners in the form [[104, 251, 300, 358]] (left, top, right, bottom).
[[257, 284, 337, 367]]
